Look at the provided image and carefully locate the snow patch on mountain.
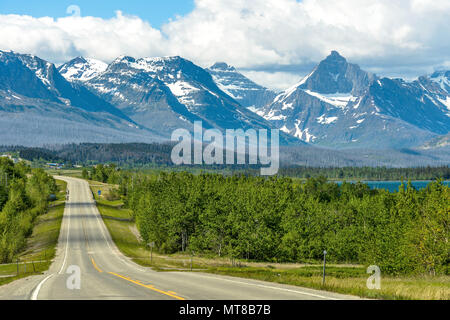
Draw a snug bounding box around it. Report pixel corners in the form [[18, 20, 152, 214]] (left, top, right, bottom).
[[304, 90, 357, 108], [167, 81, 201, 106], [207, 62, 276, 110], [437, 96, 450, 115], [317, 115, 338, 124], [58, 57, 107, 82], [430, 71, 450, 92], [265, 109, 286, 121]]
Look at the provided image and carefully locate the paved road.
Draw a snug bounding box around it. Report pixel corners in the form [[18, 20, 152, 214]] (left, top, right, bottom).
[[0, 176, 361, 300]]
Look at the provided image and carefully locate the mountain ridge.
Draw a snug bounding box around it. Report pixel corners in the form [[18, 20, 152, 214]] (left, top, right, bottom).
[[256, 51, 450, 149], [1, 49, 449, 153]]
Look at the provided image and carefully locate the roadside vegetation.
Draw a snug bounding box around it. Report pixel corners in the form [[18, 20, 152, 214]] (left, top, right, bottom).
[[88, 171, 449, 300], [125, 173, 448, 276], [0, 158, 66, 286]]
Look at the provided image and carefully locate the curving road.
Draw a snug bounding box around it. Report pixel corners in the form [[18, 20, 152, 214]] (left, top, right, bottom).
[[0, 176, 361, 300]]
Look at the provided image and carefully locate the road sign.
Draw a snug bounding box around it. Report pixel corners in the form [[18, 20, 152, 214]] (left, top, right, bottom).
[[98, 190, 101, 196], [148, 242, 155, 265]]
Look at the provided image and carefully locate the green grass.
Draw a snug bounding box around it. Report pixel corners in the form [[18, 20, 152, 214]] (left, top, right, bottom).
[[88, 179, 450, 300], [0, 179, 66, 286], [205, 266, 450, 300], [46, 169, 83, 178]]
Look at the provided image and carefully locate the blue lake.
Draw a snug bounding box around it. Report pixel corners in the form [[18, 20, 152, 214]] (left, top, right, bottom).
[[336, 180, 450, 192]]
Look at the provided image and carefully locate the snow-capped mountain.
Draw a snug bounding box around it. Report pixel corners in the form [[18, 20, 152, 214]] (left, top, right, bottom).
[[59, 55, 295, 142], [58, 57, 107, 82], [3, 49, 449, 151], [257, 51, 450, 148], [297, 51, 376, 95], [429, 70, 450, 93], [0, 51, 163, 146], [206, 62, 276, 110]]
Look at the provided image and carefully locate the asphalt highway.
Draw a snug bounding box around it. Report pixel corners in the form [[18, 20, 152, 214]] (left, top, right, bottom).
[[0, 176, 361, 300]]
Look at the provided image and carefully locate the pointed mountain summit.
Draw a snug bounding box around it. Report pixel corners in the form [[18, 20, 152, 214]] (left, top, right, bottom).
[[209, 62, 237, 72], [0, 51, 162, 146], [58, 57, 107, 82], [258, 51, 450, 148], [429, 70, 450, 93], [298, 50, 376, 95], [207, 62, 276, 110], [77, 55, 293, 142]]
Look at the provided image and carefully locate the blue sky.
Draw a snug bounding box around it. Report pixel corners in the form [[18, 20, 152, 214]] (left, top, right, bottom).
[[0, 0, 448, 90], [0, 0, 194, 28]]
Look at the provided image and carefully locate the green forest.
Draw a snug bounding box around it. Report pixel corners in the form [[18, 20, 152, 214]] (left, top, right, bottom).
[[278, 166, 450, 180], [2, 144, 450, 181], [120, 172, 449, 276], [0, 158, 57, 263]]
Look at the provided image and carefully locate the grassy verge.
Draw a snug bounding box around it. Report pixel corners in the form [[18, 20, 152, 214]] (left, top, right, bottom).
[[0, 179, 67, 286], [89, 180, 450, 300], [206, 266, 449, 300], [46, 169, 83, 178]]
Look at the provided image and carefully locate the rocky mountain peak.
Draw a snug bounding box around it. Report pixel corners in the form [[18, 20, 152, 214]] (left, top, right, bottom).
[[209, 62, 236, 72], [429, 70, 450, 93], [298, 51, 375, 95], [58, 56, 107, 82]]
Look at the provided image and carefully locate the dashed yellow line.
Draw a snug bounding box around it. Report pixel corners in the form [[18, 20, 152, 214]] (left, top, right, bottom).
[[91, 257, 103, 273], [108, 272, 185, 300]]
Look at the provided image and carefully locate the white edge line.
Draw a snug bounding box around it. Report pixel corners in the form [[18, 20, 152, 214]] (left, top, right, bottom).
[[31, 274, 53, 300], [58, 191, 71, 274], [192, 274, 339, 300]]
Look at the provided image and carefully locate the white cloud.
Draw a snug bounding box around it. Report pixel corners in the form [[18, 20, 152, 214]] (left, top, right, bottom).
[[0, 12, 165, 63], [241, 71, 302, 92], [0, 0, 449, 90]]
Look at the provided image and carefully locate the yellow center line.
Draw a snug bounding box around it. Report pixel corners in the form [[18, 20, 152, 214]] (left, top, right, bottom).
[[91, 257, 103, 273], [108, 272, 185, 300]]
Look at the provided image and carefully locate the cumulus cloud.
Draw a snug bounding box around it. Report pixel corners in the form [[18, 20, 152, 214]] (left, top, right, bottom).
[[0, 0, 449, 89], [240, 71, 303, 92], [0, 11, 166, 63]]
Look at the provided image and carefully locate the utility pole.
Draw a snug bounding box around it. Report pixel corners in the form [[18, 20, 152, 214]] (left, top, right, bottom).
[[148, 242, 155, 265], [247, 242, 250, 260], [322, 250, 327, 286]]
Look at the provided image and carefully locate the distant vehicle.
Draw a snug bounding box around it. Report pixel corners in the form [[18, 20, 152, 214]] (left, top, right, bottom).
[[47, 163, 64, 169]]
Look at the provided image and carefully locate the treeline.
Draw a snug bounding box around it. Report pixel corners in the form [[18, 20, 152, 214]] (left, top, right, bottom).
[[2, 144, 450, 180], [55, 143, 174, 166], [0, 158, 57, 262], [0, 143, 174, 166], [278, 166, 450, 180], [122, 172, 449, 275], [82, 164, 122, 184]]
